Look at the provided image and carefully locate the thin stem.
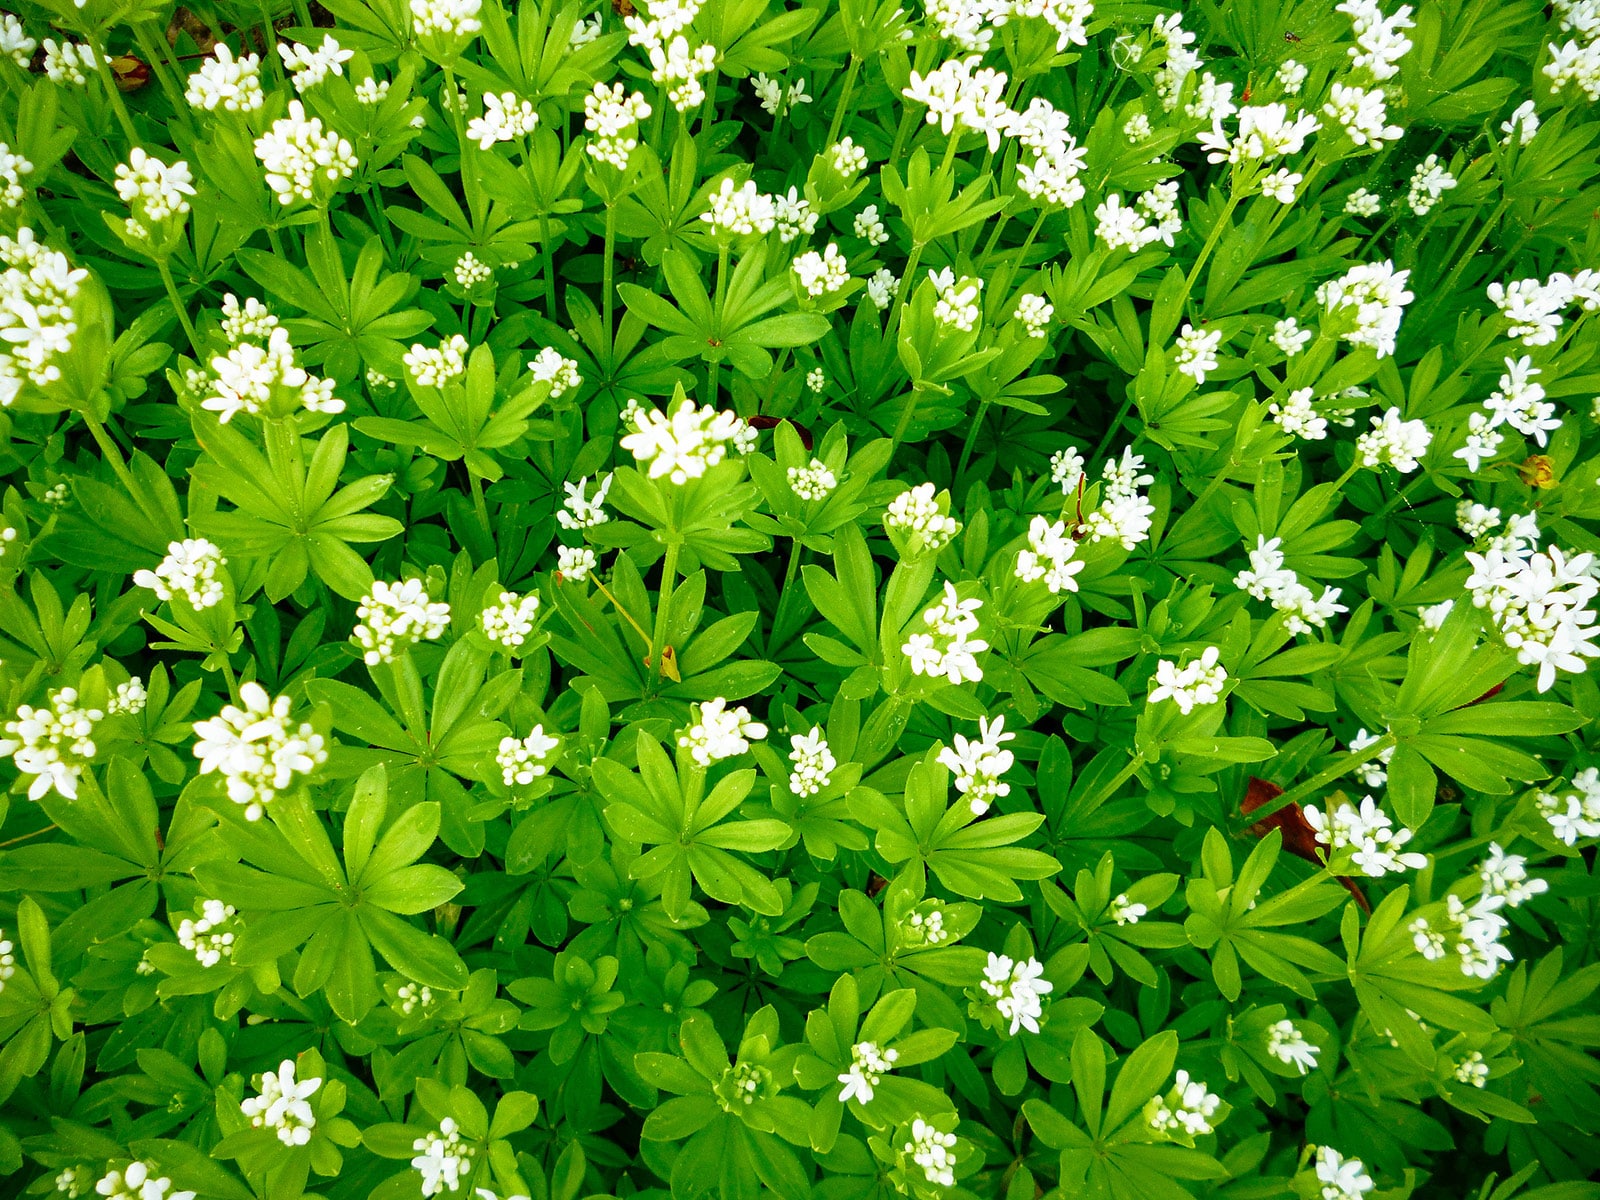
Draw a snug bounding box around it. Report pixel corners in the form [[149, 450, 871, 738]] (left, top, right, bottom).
[[707, 243, 729, 406], [267, 225, 287, 260], [1183, 186, 1242, 307], [1090, 392, 1137, 463], [216, 650, 243, 708], [363, 187, 398, 261], [885, 241, 925, 340], [84, 25, 139, 147], [1082, 752, 1146, 811], [602, 203, 618, 352], [1234, 735, 1397, 832], [649, 540, 682, 687], [156, 258, 200, 356], [770, 535, 805, 647], [468, 468, 490, 531], [82, 411, 140, 496], [540, 211, 558, 320], [955, 396, 992, 481], [133, 23, 190, 128], [698, 68, 719, 140], [0, 823, 58, 848], [825, 57, 861, 147]]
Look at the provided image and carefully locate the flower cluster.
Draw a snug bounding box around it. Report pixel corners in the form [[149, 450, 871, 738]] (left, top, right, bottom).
[[620, 399, 756, 483], [1145, 1070, 1223, 1137], [479, 590, 542, 651], [679, 698, 767, 765], [977, 952, 1052, 1035], [583, 82, 652, 168], [938, 716, 1015, 816], [1356, 406, 1432, 472], [353, 580, 452, 664], [787, 728, 836, 795], [241, 1060, 321, 1146], [1082, 448, 1157, 549], [1315, 1147, 1376, 1200], [202, 326, 342, 423], [1148, 646, 1228, 714], [1014, 515, 1084, 594], [1234, 536, 1348, 633], [93, 1163, 195, 1200], [837, 1040, 898, 1104], [467, 91, 539, 148], [192, 684, 327, 820], [176, 899, 240, 968], [885, 483, 960, 554], [411, 1118, 474, 1198], [0, 687, 103, 801], [903, 1119, 960, 1187], [497, 727, 560, 785], [1537, 767, 1600, 845], [904, 583, 988, 685], [1267, 1020, 1320, 1074], [528, 346, 583, 397], [1317, 260, 1414, 357], [1464, 525, 1600, 692], [134, 540, 227, 610], [0, 228, 88, 405], [1304, 795, 1427, 876], [254, 102, 356, 206]]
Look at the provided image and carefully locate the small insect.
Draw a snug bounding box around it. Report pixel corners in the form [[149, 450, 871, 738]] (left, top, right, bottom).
[[1240, 86, 1252, 103], [612, 0, 635, 16], [1284, 30, 1302, 42]]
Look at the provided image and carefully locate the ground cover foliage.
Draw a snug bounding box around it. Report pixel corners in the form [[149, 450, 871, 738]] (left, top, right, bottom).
[[0, 0, 1599, 1198]]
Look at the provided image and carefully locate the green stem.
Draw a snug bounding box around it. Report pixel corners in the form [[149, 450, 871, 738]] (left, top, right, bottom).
[[770, 536, 805, 646], [1083, 752, 1146, 811], [133, 22, 190, 129], [698, 67, 719, 140], [825, 57, 861, 147], [1234, 735, 1397, 832], [83, 26, 139, 147], [955, 397, 992, 482], [602, 203, 618, 353], [540, 211, 558, 320], [362, 187, 397, 261], [1090, 392, 1137, 463], [81, 411, 140, 497], [468, 469, 490, 531], [1183, 186, 1242, 308], [885, 241, 925, 337], [156, 258, 201, 357], [215, 649, 243, 708], [707, 244, 729, 405], [266, 225, 287, 260], [649, 540, 682, 687]]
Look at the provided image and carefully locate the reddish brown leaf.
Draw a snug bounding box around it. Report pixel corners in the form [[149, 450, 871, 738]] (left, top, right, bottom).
[[1239, 776, 1370, 913]]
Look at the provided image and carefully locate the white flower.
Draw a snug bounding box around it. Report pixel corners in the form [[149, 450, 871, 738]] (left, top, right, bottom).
[[929, 267, 983, 331], [1482, 355, 1560, 447], [648, 35, 717, 111], [0, 688, 102, 801], [412, 1118, 475, 1198], [1174, 323, 1222, 383], [1278, 59, 1309, 93], [884, 483, 960, 552], [278, 34, 354, 92], [1147, 646, 1227, 714], [353, 579, 451, 664], [979, 952, 1053, 1035], [405, 334, 469, 387], [1454, 1051, 1489, 1088], [93, 1162, 195, 1200], [903, 1119, 959, 1187], [788, 459, 837, 502], [479, 590, 542, 651], [1405, 153, 1456, 215], [108, 679, 147, 716], [1304, 795, 1428, 876], [1261, 168, 1302, 204], [411, 0, 483, 41], [583, 82, 652, 168], [0, 228, 89, 405], [1487, 274, 1577, 347], [557, 474, 611, 530], [805, 367, 827, 393], [0, 932, 16, 993], [1464, 536, 1600, 692], [866, 268, 898, 310], [497, 726, 560, 785], [1501, 99, 1540, 146], [220, 294, 279, 343], [1151, 12, 1202, 109], [829, 137, 868, 176], [192, 683, 326, 820], [1109, 894, 1146, 925], [135, 539, 227, 609], [788, 727, 836, 795], [356, 77, 390, 104], [1457, 501, 1501, 539], [793, 245, 850, 297], [1345, 187, 1383, 217], [528, 346, 582, 398], [1356, 406, 1431, 472], [679, 698, 767, 765], [1323, 82, 1403, 148], [1544, 38, 1600, 102], [186, 44, 265, 112], [701, 179, 777, 238], [1083, 448, 1157, 549], [750, 72, 811, 115], [1014, 293, 1054, 339], [1272, 318, 1313, 357], [202, 327, 343, 422], [558, 545, 597, 581], [1336, 0, 1415, 80], [938, 715, 1015, 816], [1453, 411, 1503, 473], [903, 904, 950, 946], [0, 15, 37, 69], [1145, 1070, 1222, 1136], [1015, 515, 1084, 594], [1317, 260, 1413, 357], [466, 91, 538, 149], [1315, 1146, 1376, 1200], [904, 583, 988, 684], [1478, 842, 1548, 908], [621, 399, 753, 484], [254, 101, 357, 206], [902, 56, 1014, 151], [176, 898, 239, 967], [1124, 112, 1152, 141], [1050, 447, 1085, 495], [1538, 774, 1600, 846], [853, 204, 889, 246], [0, 142, 31, 210], [42, 40, 105, 87], [1266, 1020, 1319, 1074], [1200, 103, 1320, 163], [1234, 536, 1347, 633], [837, 1041, 898, 1104], [453, 251, 492, 288], [396, 982, 434, 1015], [242, 1060, 322, 1146], [1349, 727, 1395, 787]]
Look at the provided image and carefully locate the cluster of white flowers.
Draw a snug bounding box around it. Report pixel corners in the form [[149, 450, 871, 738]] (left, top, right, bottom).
[[242, 1059, 321, 1146], [751, 72, 810, 116], [527, 346, 582, 398], [1336, 0, 1415, 80], [497, 727, 560, 785], [620, 398, 755, 483], [201, 325, 342, 422], [193, 683, 326, 820], [253, 102, 356, 206], [1464, 524, 1600, 692], [466, 91, 539, 149], [480, 590, 542, 651], [397, 982, 434, 1015], [1537, 767, 1600, 845], [557, 545, 598, 581], [1304, 795, 1427, 876], [903, 1119, 960, 1187], [356, 77, 390, 104], [1349, 727, 1395, 788], [1471, 354, 1561, 455], [1405, 153, 1456, 215], [1151, 12, 1203, 109], [0, 929, 13, 994], [854, 204, 889, 246], [1317, 260, 1414, 357], [220, 294, 279, 343], [1198, 102, 1321, 165], [557, 474, 611, 530], [938, 715, 1015, 816], [353, 579, 451, 664], [1315, 1147, 1376, 1200], [787, 727, 836, 795], [411, 0, 484, 42], [453, 251, 492, 288], [43, 40, 106, 87], [1173, 324, 1222, 384], [1234, 536, 1348, 633], [0, 142, 31, 210], [809, 368, 829, 393], [1457, 501, 1502, 540], [1454, 1051, 1489, 1088], [0, 687, 103, 801], [702, 179, 776, 238], [176, 899, 239, 968], [185, 45, 265, 112], [134, 539, 227, 610], [979, 952, 1052, 1035], [405, 334, 469, 387], [1356, 406, 1432, 472], [93, 1163, 195, 1200], [926, 268, 983, 331], [787, 459, 837, 502], [1272, 317, 1314, 359], [1407, 873, 1525, 983], [837, 1040, 898, 1104], [1487, 269, 1600, 347], [793, 244, 850, 297], [1267, 1020, 1320, 1074], [902, 903, 950, 946], [903, 56, 1013, 151], [1082, 448, 1157, 549], [0, 15, 36, 68], [866, 267, 899, 310], [1323, 82, 1403, 148], [412, 1118, 475, 1198], [1109, 893, 1146, 925], [278, 34, 353, 92], [1148, 646, 1228, 714], [1545, 33, 1600, 101], [0, 228, 89, 406], [583, 82, 652, 168], [679, 698, 767, 765], [1014, 515, 1084, 594], [1014, 293, 1054, 339], [1094, 185, 1182, 252], [904, 582, 988, 685], [105, 677, 145, 719], [1145, 1070, 1223, 1136], [648, 36, 718, 110]]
